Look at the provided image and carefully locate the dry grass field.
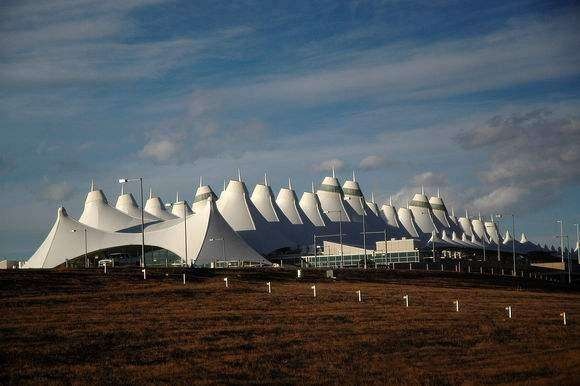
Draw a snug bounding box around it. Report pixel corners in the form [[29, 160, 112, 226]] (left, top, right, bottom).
[[1, 268, 579, 385]]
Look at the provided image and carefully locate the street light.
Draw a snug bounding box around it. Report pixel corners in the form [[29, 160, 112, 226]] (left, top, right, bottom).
[[324, 209, 344, 268], [495, 214, 502, 262], [574, 223, 579, 265], [71, 228, 88, 268], [166, 201, 195, 267], [118, 177, 145, 267], [209, 237, 225, 268], [556, 220, 564, 263], [496, 213, 516, 276], [345, 196, 367, 269]]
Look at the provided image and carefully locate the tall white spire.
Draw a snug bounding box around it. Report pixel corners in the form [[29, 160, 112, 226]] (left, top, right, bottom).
[[288, 177, 293, 190], [149, 187, 152, 199], [332, 165, 335, 178], [90, 179, 95, 192], [371, 192, 375, 203], [465, 209, 469, 218], [437, 187, 440, 198], [176, 191, 180, 203], [264, 171, 268, 186], [311, 181, 315, 193], [120, 182, 125, 195], [352, 170, 356, 182], [389, 195, 392, 206], [421, 185, 424, 195], [199, 176, 203, 188], [237, 168, 241, 182]]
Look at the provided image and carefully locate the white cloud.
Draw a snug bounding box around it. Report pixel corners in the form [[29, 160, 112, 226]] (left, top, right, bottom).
[[412, 172, 448, 188], [313, 158, 345, 173], [359, 155, 386, 171], [139, 138, 183, 163], [37, 181, 76, 202]]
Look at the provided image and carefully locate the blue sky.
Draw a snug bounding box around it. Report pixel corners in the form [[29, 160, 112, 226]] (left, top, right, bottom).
[[1, 0, 579, 258]]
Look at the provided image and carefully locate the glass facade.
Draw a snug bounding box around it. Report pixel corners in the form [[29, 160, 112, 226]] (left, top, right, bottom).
[[302, 251, 419, 268]]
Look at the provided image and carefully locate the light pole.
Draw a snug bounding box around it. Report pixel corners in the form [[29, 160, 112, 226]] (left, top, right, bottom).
[[495, 214, 502, 262], [119, 177, 145, 267], [166, 202, 195, 267], [324, 210, 344, 268], [511, 214, 516, 277], [345, 196, 367, 269], [575, 223, 579, 265], [209, 237, 225, 268], [556, 220, 564, 263], [71, 228, 88, 268]]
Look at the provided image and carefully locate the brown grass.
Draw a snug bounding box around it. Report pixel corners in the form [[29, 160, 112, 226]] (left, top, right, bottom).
[[0, 268, 579, 385]]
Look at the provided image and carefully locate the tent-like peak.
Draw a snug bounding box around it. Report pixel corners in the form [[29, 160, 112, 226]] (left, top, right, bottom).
[[145, 192, 177, 221]]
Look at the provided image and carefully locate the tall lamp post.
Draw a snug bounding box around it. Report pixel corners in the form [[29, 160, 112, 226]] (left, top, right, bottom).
[[209, 237, 225, 268], [345, 196, 367, 269], [119, 177, 145, 267], [495, 214, 502, 262], [166, 201, 195, 267], [556, 220, 564, 263], [71, 228, 88, 268], [511, 214, 516, 277], [574, 223, 579, 265], [324, 210, 344, 268]]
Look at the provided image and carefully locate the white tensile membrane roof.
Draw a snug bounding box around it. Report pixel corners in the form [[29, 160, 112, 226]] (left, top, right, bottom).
[[408, 188, 438, 240], [24, 194, 269, 268], [299, 182, 329, 228], [216, 173, 295, 254], [316, 169, 352, 223], [380, 197, 410, 239], [79, 184, 158, 232], [170, 192, 194, 218], [428, 189, 451, 230], [251, 174, 303, 247], [484, 215, 502, 245], [116, 190, 160, 222], [458, 210, 474, 238], [192, 178, 217, 213], [144, 189, 178, 220], [276, 178, 315, 247], [342, 172, 386, 245], [397, 206, 420, 239], [471, 214, 490, 244]]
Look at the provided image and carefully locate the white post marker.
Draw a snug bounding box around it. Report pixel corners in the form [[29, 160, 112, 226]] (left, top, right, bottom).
[[409, 263, 412, 270], [142, 269, 146, 280], [426, 264, 429, 271], [506, 306, 512, 318], [441, 264, 444, 271], [183, 273, 186, 285], [103, 264, 107, 274], [491, 268, 494, 275], [266, 281, 271, 294], [454, 300, 459, 312], [356, 290, 362, 302], [297, 269, 302, 279], [224, 277, 228, 288], [480, 267, 483, 274], [311, 285, 316, 298], [561, 312, 567, 325], [403, 294, 409, 307]]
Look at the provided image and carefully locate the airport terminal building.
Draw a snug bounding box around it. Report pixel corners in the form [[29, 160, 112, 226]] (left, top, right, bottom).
[[23, 170, 560, 269]]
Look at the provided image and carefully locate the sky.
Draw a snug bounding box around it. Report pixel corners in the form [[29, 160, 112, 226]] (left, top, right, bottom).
[[1, 0, 579, 259]]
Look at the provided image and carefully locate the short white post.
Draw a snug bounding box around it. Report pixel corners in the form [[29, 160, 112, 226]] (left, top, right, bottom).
[[224, 277, 228, 288], [266, 281, 271, 294], [356, 290, 362, 302], [403, 294, 409, 307], [426, 263, 429, 271], [441, 264, 444, 271], [297, 269, 302, 278], [454, 300, 459, 312], [311, 285, 316, 298], [409, 263, 412, 270], [458, 261, 461, 271], [142, 268, 146, 280], [491, 268, 494, 275], [506, 306, 512, 318], [104, 265, 107, 274], [183, 273, 186, 285], [561, 312, 567, 325], [502, 268, 504, 276], [480, 267, 483, 274], [468, 265, 471, 273]]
